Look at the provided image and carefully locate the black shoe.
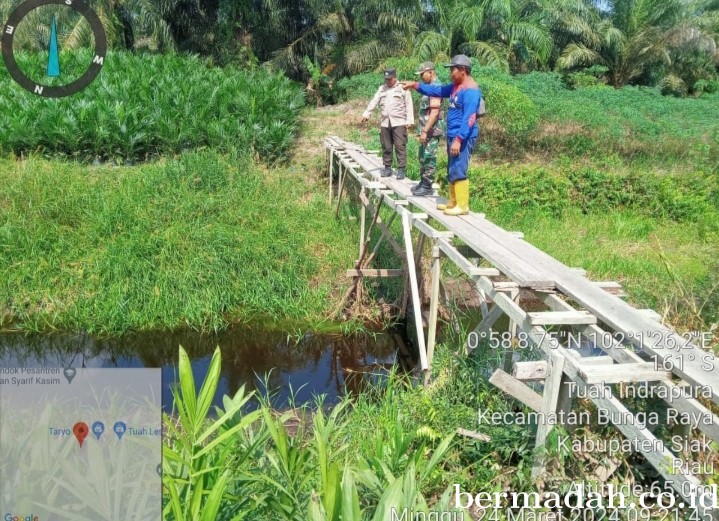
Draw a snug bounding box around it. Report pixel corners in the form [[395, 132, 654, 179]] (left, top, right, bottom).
[[411, 178, 430, 193], [380, 167, 392, 177], [395, 169, 406, 180], [412, 180, 434, 196]]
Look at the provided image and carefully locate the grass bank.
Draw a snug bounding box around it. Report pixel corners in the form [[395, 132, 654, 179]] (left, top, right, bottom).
[[0, 151, 357, 334]]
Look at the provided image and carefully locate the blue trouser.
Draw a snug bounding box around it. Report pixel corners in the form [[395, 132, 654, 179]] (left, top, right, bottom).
[[446, 133, 477, 183]]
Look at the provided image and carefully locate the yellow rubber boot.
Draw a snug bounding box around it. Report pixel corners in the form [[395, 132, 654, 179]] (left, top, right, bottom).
[[443, 179, 469, 215], [436, 182, 456, 210]]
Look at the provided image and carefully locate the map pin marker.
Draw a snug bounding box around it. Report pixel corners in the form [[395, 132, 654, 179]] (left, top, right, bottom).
[[73, 422, 89, 447], [63, 368, 76, 384], [113, 421, 126, 440], [92, 421, 105, 440]]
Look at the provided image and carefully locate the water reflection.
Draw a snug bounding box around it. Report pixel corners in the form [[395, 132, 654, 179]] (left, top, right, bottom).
[[0, 326, 402, 412]]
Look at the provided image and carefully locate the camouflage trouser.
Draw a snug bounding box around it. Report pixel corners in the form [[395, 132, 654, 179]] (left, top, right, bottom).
[[418, 136, 439, 183]]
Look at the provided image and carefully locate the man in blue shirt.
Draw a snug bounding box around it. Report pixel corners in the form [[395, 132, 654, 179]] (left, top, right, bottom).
[[402, 55, 481, 216]]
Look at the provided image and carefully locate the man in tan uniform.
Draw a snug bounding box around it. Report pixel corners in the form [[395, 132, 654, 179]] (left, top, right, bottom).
[[359, 68, 414, 179]]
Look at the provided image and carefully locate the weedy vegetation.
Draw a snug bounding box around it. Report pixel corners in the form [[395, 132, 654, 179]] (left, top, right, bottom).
[[162, 345, 482, 520]]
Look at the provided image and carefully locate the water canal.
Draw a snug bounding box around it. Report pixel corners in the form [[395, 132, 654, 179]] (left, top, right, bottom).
[[0, 326, 412, 412]]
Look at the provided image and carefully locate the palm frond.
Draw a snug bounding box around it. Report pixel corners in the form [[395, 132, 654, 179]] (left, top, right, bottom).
[[509, 20, 553, 62], [460, 40, 510, 71], [482, 0, 512, 21], [451, 3, 484, 40], [343, 38, 402, 74], [63, 17, 92, 49], [412, 31, 451, 60], [557, 42, 603, 69]]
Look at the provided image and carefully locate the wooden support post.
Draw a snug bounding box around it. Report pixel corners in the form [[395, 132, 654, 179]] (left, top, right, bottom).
[[477, 284, 490, 320], [425, 245, 441, 385], [401, 209, 428, 371], [359, 187, 366, 257], [504, 288, 520, 372], [328, 148, 334, 205], [332, 195, 385, 316], [414, 234, 427, 298], [532, 353, 566, 479], [468, 304, 504, 355], [334, 162, 346, 218], [489, 369, 543, 411]]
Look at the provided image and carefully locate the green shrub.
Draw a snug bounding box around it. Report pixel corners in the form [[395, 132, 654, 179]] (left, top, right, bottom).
[[478, 79, 539, 146], [564, 65, 610, 90], [659, 74, 688, 97], [694, 79, 719, 96], [470, 166, 570, 217], [0, 51, 305, 162]]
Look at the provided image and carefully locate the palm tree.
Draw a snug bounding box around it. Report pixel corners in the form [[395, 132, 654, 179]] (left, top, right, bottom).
[[411, 0, 554, 73], [272, 0, 424, 77], [0, 0, 178, 51], [557, 0, 718, 87]]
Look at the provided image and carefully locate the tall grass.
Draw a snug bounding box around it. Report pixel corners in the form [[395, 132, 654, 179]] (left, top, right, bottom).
[[0, 51, 304, 162], [0, 151, 358, 333], [163, 345, 467, 520]]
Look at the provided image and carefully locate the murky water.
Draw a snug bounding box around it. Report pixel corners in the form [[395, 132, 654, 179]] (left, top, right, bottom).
[[0, 326, 407, 412]]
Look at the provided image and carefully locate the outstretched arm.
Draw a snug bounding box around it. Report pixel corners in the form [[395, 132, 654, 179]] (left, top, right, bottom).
[[402, 81, 453, 98]]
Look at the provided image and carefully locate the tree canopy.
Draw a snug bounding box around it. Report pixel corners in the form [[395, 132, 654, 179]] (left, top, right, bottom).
[[1, 0, 717, 92]]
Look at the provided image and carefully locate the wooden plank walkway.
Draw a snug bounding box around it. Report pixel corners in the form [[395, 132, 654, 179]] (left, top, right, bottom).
[[325, 136, 719, 511], [337, 138, 719, 405]]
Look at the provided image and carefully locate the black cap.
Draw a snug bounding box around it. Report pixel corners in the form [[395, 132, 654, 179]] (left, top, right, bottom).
[[444, 54, 472, 70], [383, 68, 397, 79]]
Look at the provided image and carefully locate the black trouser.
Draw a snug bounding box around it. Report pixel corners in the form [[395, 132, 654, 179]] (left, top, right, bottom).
[[380, 125, 407, 170]]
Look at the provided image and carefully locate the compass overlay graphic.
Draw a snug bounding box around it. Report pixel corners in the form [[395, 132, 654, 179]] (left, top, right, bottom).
[[2, 0, 107, 98]]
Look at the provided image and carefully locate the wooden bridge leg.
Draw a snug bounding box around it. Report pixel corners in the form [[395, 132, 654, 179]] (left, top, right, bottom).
[[532, 352, 570, 479], [401, 209, 428, 373], [334, 162, 346, 218], [424, 245, 441, 385], [468, 302, 504, 355], [328, 149, 334, 205], [477, 283, 490, 319], [359, 187, 366, 257], [504, 289, 520, 372]]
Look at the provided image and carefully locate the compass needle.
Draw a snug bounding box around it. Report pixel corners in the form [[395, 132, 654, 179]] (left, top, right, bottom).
[[47, 14, 60, 77]]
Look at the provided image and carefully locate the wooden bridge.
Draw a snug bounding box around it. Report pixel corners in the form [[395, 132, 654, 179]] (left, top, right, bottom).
[[325, 136, 718, 514]]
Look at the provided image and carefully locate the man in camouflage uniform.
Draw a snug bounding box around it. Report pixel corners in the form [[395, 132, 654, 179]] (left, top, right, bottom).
[[411, 62, 445, 196]]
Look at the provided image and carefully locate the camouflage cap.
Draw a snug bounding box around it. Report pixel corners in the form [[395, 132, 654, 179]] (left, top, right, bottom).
[[414, 62, 435, 75]]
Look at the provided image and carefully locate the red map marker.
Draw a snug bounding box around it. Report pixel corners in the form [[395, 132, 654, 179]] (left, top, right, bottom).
[[73, 422, 89, 447]]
